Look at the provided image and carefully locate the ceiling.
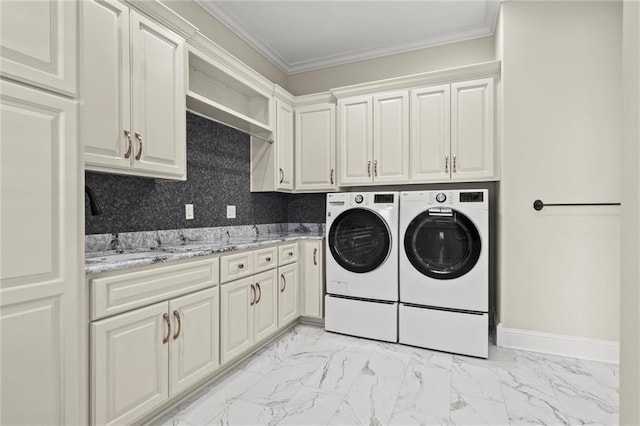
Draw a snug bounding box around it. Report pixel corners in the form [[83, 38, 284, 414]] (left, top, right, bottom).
[[196, 1, 501, 75]]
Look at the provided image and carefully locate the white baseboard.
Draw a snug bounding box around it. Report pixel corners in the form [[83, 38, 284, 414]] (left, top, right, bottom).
[[496, 323, 619, 364]]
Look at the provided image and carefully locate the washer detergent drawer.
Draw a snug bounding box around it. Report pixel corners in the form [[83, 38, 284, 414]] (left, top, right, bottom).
[[325, 295, 397, 342], [399, 304, 488, 358]]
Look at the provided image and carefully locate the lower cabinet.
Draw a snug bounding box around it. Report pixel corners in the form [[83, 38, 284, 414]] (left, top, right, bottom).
[[91, 287, 219, 425], [300, 240, 324, 319], [220, 270, 278, 364], [278, 262, 299, 326]]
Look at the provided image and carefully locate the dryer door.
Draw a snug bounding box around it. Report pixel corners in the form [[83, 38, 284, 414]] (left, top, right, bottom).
[[328, 208, 391, 273], [404, 208, 481, 280]]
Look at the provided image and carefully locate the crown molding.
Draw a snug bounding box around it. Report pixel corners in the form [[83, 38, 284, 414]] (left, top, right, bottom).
[[293, 92, 335, 108], [331, 61, 501, 99], [125, 1, 198, 39]]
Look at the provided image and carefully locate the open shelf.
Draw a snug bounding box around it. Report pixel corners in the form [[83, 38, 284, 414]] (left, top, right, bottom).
[[186, 50, 272, 140]]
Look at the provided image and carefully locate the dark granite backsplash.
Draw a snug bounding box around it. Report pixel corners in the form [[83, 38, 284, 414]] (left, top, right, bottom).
[[85, 112, 326, 235]]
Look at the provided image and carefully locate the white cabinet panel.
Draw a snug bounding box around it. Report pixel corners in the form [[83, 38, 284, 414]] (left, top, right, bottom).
[[130, 11, 185, 177], [300, 241, 323, 319], [91, 303, 169, 426], [253, 270, 279, 344], [373, 91, 409, 183], [82, 0, 131, 170], [451, 78, 494, 181], [278, 263, 299, 327], [295, 102, 336, 191], [275, 99, 294, 190], [0, 80, 81, 425], [169, 287, 220, 396], [220, 277, 254, 364], [339, 96, 372, 185], [411, 85, 451, 182], [0, 0, 76, 95]]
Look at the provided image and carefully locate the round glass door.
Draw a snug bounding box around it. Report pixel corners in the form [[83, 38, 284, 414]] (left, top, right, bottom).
[[404, 208, 481, 280], [328, 208, 391, 273]]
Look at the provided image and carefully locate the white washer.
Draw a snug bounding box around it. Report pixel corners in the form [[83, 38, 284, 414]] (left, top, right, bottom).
[[325, 192, 398, 342], [399, 189, 489, 357]]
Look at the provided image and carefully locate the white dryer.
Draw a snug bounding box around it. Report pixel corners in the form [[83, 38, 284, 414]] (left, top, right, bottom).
[[325, 192, 398, 342], [399, 189, 489, 357]]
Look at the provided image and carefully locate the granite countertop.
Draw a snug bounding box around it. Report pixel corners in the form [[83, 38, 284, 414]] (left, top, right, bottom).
[[85, 229, 324, 275]]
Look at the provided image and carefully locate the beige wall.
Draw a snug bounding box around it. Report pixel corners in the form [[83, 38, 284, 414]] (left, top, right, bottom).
[[286, 36, 495, 95], [499, 1, 622, 341], [161, 0, 288, 88], [621, 0, 640, 422]]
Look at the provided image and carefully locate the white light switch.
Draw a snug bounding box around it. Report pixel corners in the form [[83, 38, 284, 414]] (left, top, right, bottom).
[[185, 204, 194, 220], [227, 205, 236, 219]]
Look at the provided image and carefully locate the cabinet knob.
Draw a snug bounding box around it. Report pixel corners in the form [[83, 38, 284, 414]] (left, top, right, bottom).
[[288, 251, 293, 256], [265, 257, 271, 262], [238, 263, 244, 269], [123, 130, 132, 159], [134, 132, 143, 160]]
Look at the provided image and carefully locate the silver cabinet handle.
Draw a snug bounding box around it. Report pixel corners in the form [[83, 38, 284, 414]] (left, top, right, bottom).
[[123, 130, 132, 159], [172, 310, 181, 340], [330, 169, 334, 185], [313, 248, 317, 265], [134, 132, 143, 160], [280, 274, 286, 293], [255, 283, 262, 304], [445, 156, 449, 173], [453, 155, 457, 173], [367, 161, 371, 177], [279, 168, 284, 184], [162, 313, 171, 344], [250, 284, 256, 306], [374, 160, 378, 177]]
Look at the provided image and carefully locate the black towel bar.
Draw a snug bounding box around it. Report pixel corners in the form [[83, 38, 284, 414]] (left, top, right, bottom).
[[533, 199, 621, 211]]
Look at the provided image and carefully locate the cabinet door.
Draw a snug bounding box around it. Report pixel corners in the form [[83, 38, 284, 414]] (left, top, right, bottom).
[[338, 96, 373, 185], [278, 263, 299, 327], [1, 81, 82, 425], [91, 302, 169, 425], [82, 0, 132, 172], [0, 0, 76, 95], [295, 103, 336, 191], [410, 85, 451, 182], [253, 270, 279, 344], [220, 277, 254, 364], [301, 241, 323, 319], [373, 91, 410, 183], [451, 78, 495, 181], [130, 11, 186, 179], [275, 99, 295, 191], [169, 287, 220, 397]]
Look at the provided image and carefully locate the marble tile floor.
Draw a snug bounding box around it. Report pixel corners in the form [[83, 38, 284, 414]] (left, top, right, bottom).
[[154, 325, 619, 426]]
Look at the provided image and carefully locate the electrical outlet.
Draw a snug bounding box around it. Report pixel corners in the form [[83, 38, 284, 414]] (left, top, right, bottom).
[[226, 205, 236, 219], [185, 204, 194, 220]]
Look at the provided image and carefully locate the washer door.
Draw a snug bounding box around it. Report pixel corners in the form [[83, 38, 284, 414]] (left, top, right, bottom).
[[328, 208, 391, 273], [404, 208, 481, 280]]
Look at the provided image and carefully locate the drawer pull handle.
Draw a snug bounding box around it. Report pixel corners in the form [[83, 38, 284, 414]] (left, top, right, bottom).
[[134, 132, 143, 160], [173, 310, 181, 340], [250, 284, 256, 306], [162, 313, 171, 344], [281, 274, 286, 293], [265, 257, 271, 262], [238, 263, 244, 269], [313, 248, 318, 265], [255, 283, 262, 304], [123, 130, 132, 159]]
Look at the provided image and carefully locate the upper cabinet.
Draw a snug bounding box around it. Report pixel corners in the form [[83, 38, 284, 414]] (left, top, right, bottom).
[[274, 89, 295, 191], [82, 0, 186, 180], [295, 95, 337, 192], [0, 0, 77, 96], [338, 91, 410, 186]]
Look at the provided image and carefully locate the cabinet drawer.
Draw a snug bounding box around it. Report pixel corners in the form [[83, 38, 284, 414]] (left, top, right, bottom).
[[90, 258, 219, 321], [253, 246, 277, 273], [278, 243, 298, 266], [220, 251, 253, 283]]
